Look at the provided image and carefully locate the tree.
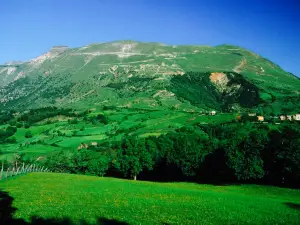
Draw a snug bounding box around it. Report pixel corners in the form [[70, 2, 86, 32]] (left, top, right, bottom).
[[166, 129, 211, 176], [225, 130, 267, 180], [115, 136, 154, 180], [25, 131, 33, 138], [265, 125, 300, 186], [71, 149, 110, 177], [86, 155, 110, 177], [96, 114, 108, 125]]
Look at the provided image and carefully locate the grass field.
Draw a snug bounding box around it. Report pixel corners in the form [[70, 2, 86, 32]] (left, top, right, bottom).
[[0, 173, 300, 225]]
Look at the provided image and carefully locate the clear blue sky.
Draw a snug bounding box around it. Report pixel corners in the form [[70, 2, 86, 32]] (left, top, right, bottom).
[[0, 0, 299, 76]]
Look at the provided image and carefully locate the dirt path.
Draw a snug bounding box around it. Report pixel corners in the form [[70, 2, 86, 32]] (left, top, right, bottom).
[[233, 57, 247, 73]]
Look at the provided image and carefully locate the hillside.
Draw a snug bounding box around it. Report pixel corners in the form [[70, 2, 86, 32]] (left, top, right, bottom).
[[1, 173, 300, 225], [1, 41, 299, 114]]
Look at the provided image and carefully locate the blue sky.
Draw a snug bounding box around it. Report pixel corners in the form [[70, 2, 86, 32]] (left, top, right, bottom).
[[0, 0, 299, 76]]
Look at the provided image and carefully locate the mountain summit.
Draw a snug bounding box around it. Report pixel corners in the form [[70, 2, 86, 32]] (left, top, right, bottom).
[[0, 41, 299, 113]]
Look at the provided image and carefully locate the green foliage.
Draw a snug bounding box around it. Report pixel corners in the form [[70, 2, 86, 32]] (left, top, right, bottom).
[[169, 71, 260, 111], [41, 149, 110, 177], [17, 107, 76, 127], [159, 128, 212, 176], [69, 118, 78, 124], [96, 114, 108, 125], [264, 125, 300, 184], [6, 136, 17, 143], [83, 114, 109, 125], [225, 130, 266, 180], [24, 130, 33, 138], [0, 110, 15, 124], [0, 126, 17, 143], [115, 136, 154, 179], [71, 149, 110, 176]]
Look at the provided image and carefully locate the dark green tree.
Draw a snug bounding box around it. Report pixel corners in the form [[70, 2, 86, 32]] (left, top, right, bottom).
[[24, 130, 33, 138], [265, 125, 300, 185], [225, 130, 267, 180], [167, 129, 211, 176], [115, 136, 154, 180]]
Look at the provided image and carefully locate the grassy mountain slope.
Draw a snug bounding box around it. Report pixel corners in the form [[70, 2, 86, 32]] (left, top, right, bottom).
[[1, 172, 300, 224], [0, 41, 299, 113]]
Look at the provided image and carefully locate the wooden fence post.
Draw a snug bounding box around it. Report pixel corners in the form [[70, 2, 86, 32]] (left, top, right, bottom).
[[11, 167, 15, 177], [0, 161, 3, 180], [26, 164, 30, 173], [21, 163, 25, 174]]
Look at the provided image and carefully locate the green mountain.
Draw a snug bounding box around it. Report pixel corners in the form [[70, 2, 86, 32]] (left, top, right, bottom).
[[1, 40, 299, 114]]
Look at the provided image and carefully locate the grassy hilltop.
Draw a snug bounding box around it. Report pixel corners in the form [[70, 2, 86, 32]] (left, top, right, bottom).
[[1, 172, 300, 225]]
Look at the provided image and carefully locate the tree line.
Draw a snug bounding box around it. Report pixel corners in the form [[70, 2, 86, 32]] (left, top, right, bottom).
[[13, 122, 300, 187]]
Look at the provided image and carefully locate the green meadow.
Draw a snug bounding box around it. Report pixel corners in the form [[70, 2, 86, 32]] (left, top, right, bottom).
[[1, 173, 300, 225]]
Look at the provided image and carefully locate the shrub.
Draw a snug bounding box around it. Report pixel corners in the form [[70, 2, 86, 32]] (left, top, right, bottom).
[[6, 136, 17, 143], [25, 131, 33, 138], [69, 118, 78, 124], [96, 114, 108, 125]]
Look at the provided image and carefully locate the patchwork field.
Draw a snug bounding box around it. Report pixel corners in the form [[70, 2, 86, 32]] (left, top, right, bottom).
[[0, 108, 236, 161]]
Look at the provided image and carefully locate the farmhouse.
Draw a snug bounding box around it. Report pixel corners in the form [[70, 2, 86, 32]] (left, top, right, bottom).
[[280, 115, 286, 121], [293, 114, 300, 121], [209, 111, 216, 116], [257, 116, 264, 122]]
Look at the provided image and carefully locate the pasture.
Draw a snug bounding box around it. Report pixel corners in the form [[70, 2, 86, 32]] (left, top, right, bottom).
[[0, 173, 299, 225]]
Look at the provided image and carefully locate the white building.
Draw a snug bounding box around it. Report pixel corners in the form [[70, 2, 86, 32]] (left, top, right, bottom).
[[294, 114, 300, 121], [280, 115, 286, 121], [210, 111, 216, 116]]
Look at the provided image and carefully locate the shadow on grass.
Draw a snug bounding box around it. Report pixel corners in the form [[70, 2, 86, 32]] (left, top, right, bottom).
[[0, 191, 129, 225], [285, 202, 300, 211]]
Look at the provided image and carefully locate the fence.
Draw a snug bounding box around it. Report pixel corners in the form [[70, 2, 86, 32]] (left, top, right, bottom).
[[0, 162, 50, 180]]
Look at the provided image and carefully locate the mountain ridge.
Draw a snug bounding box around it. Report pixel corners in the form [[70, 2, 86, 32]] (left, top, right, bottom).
[[0, 40, 299, 114]]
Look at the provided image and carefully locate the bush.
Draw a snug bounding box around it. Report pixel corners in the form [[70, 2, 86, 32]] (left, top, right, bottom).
[[6, 136, 17, 143], [0, 126, 17, 143], [25, 131, 33, 138], [96, 114, 108, 125], [69, 118, 78, 124]]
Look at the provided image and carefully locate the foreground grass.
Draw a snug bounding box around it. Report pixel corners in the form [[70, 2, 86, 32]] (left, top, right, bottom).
[[0, 173, 300, 224]]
